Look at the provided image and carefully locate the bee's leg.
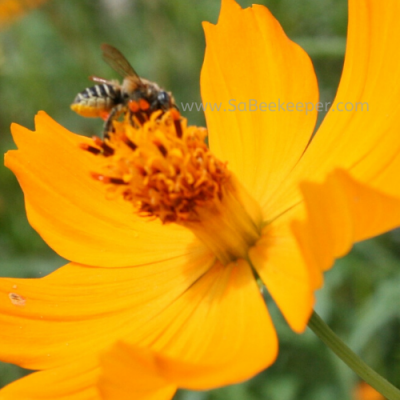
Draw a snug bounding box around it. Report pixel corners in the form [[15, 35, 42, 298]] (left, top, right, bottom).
[[103, 106, 122, 139]]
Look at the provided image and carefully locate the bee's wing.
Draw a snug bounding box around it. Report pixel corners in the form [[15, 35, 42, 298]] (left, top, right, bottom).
[[101, 43, 141, 83]]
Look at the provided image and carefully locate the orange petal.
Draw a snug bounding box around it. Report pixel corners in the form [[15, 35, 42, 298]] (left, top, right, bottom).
[[5, 112, 199, 267], [99, 344, 176, 400], [0, 256, 276, 389], [101, 333, 278, 399], [0, 357, 100, 400], [141, 259, 277, 389], [249, 213, 315, 333], [271, 0, 400, 218], [102, 260, 278, 391], [0, 246, 213, 370], [293, 170, 400, 275], [201, 0, 318, 218]]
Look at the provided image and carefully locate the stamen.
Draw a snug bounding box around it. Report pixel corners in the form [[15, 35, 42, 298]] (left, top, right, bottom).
[[92, 136, 114, 156], [122, 135, 137, 151], [156, 143, 168, 157], [171, 108, 183, 138], [91, 173, 127, 185], [133, 110, 146, 126], [80, 143, 102, 155], [91, 173, 110, 183]]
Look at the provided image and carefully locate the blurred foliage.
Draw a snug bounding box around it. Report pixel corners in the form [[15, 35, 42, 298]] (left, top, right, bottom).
[[0, 0, 399, 399]]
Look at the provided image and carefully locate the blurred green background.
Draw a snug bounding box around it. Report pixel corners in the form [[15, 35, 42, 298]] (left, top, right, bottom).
[[0, 0, 399, 399]]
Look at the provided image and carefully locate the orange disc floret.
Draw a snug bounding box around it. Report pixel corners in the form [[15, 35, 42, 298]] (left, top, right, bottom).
[[83, 110, 230, 224]]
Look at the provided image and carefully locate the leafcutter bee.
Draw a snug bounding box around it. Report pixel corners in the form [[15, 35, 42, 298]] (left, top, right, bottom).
[[71, 44, 176, 136]]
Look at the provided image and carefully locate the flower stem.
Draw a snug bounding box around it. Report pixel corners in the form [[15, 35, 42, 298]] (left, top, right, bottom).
[[308, 310, 400, 400]]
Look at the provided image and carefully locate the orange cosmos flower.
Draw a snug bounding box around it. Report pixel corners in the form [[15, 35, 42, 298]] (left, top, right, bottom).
[[354, 382, 385, 400], [2, 0, 400, 398], [0, 0, 50, 27]]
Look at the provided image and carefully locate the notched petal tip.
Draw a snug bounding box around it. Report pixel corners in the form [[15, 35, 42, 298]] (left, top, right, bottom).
[[218, 0, 243, 21], [4, 149, 16, 168], [10, 110, 55, 137], [10, 121, 28, 133], [201, 20, 215, 31]]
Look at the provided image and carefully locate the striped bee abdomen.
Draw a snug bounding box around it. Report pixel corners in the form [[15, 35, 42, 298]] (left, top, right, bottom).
[[71, 84, 122, 118]]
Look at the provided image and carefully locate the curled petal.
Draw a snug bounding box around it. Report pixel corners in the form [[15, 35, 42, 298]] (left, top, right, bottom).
[[273, 0, 400, 218], [293, 169, 400, 274]]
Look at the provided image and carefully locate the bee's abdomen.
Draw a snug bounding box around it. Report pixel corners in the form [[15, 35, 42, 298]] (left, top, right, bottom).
[[71, 84, 121, 118]]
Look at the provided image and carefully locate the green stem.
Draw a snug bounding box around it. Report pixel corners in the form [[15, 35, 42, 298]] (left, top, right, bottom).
[[308, 310, 400, 400]]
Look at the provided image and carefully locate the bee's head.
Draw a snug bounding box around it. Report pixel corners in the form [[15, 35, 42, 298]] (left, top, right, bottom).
[[157, 91, 175, 110]]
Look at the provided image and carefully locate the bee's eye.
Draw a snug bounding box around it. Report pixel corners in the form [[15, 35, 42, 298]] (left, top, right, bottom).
[[157, 91, 170, 105]]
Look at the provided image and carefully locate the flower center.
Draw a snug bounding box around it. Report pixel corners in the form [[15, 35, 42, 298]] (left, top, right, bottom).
[[82, 110, 262, 265]]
